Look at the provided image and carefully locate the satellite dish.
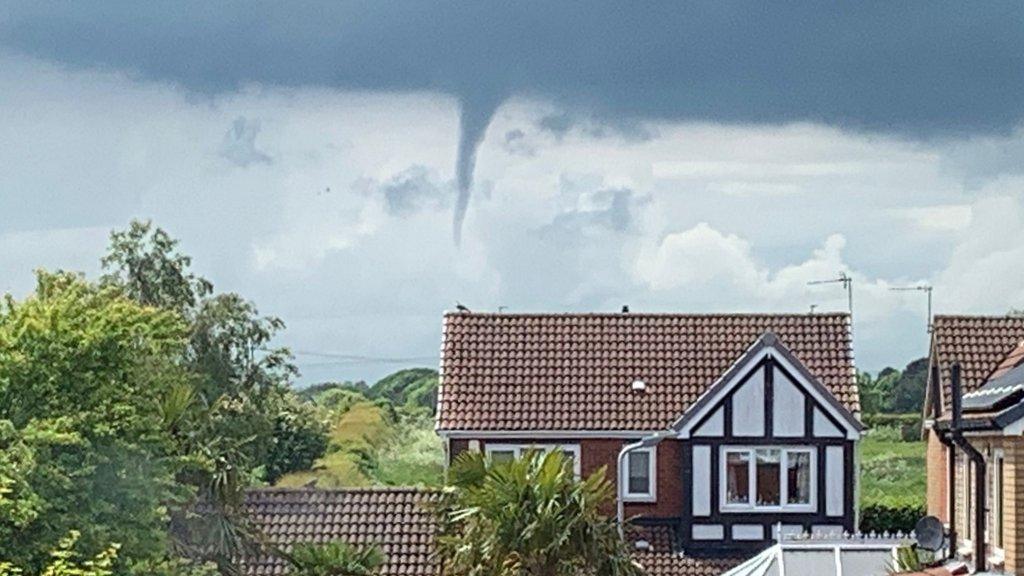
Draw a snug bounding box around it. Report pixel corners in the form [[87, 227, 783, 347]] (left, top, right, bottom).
[[914, 516, 945, 551]]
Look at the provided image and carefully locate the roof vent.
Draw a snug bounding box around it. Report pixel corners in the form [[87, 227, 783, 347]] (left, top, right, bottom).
[[633, 540, 651, 550], [631, 379, 646, 392]]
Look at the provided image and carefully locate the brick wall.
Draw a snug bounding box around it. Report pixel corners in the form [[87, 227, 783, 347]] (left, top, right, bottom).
[[446, 436, 685, 520], [949, 435, 1024, 574], [925, 429, 949, 522]]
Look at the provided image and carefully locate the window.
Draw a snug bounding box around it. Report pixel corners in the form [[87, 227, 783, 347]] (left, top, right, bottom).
[[721, 447, 816, 512], [993, 449, 1005, 553], [620, 447, 657, 501], [484, 443, 581, 476]]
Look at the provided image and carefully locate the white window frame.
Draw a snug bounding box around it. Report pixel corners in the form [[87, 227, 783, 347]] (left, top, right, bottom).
[[719, 446, 817, 513], [991, 448, 1005, 561], [484, 443, 582, 477], [619, 446, 657, 503], [961, 453, 973, 548]]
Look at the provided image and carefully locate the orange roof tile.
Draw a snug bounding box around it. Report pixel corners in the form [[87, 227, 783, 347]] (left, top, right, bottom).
[[930, 315, 1024, 410], [241, 488, 441, 576], [438, 312, 857, 431]]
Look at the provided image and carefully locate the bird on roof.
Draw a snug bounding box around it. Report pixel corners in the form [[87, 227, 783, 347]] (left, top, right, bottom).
[[456, 302, 471, 312]]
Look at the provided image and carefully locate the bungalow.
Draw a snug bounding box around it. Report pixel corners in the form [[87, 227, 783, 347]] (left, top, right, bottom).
[[240, 487, 741, 576], [435, 310, 864, 557], [923, 315, 1024, 574]]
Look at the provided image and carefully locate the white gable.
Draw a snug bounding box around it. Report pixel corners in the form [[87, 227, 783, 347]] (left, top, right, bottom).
[[732, 367, 765, 436], [773, 369, 805, 437], [674, 335, 861, 440], [693, 406, 724, 437]]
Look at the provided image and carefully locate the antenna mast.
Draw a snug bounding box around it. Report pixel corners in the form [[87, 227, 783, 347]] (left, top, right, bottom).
[[889, 284, 933, 333], [807, 272, 854, 316]]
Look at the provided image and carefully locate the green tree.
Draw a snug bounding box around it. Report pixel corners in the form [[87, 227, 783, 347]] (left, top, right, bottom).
[[0, 530, 118, 576], [279, 541, 385, 576], [101, 220, 212, 314], [0, 272, 189, 572], [368, 369, 438, 410], [99, 220, 328, 570], [890, 358, 927, 414], [436, 451, 642, 576]]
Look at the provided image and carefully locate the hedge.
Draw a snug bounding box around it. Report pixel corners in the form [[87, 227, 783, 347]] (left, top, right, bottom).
[[863, 413, 922, 442], [860, 502, 926, 534]]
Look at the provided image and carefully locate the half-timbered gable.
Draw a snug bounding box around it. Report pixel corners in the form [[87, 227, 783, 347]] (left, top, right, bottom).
[[673, 332, 862, 551]]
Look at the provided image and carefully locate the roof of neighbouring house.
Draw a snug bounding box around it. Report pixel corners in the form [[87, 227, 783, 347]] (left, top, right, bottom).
[[929, 315, 1024, 413], [242, 488, 749, 576], [241, 488, 441, 576], [627, 524, 745, 576], [437, 311, 857, 431], [935, 337, 1024, 431]]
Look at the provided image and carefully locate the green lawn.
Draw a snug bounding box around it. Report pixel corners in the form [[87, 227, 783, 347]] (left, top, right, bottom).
[[859, 427, 926, 508]]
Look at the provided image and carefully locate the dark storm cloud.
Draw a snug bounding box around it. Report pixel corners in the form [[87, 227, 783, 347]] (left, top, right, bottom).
[[5, 1, 1023, 237]]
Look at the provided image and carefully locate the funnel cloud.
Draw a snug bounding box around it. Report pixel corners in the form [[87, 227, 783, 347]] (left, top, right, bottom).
[[453, 93, 503, 244], [5, 2, 1024, 242]]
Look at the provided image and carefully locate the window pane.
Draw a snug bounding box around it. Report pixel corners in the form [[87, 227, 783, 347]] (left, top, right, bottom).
[[628, 451, 650, 494], [725, 451, 750, 504], [490, 450, 515, 464], [787, 451, 812, 505], [756, 449, 781, 506]]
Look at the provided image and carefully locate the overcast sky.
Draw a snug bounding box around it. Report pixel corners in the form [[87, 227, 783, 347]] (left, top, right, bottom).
[[2, 3, 1024, 384]]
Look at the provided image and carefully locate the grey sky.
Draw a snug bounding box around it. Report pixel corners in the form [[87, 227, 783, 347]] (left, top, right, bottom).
[[1, 4, 1023, 383]]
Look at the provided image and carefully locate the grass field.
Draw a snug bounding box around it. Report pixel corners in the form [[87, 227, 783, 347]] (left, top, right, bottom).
[[859, 427, 926, 508]]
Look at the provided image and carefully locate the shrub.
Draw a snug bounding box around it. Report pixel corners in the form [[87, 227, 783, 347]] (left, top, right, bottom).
[[860, 502, 926, 534], [863, 414, 922, 441]]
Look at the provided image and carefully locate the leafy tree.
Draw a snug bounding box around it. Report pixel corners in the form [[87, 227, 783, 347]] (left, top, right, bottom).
[[264, 400, 329, 484], [279, 541, 384, 576], [99, 220, 328, 570], [0, 531, 118, 576], [436, 451, 642, 576], [890, 358, 927, 414], [857, 357, 928, 415], [368, 369, 437, 410], [0, 272, 189, 572], [101, 220, 212, 314]]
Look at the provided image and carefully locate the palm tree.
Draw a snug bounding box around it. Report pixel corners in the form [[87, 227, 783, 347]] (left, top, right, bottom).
[[279, 541, 385, 576], [436, 450, 643, 576]]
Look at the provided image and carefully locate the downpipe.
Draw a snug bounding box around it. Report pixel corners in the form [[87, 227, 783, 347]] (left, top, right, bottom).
[[616, 431, 673, 537], [949, 362, 986, 572]]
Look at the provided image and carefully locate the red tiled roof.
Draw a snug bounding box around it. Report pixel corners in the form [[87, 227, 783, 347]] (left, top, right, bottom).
[[241, 488, 440, 576], [930, 315, 1024, 411], [626, 524, 744, 575], [989, 338, 1024, 380], [437, 312, 857, 431], [242, 488, 749, 576]]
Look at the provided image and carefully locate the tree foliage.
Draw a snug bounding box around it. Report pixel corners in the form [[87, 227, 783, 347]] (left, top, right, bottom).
[[98, 221, 328, 569], [0, 220, 328, 574], [101, 221, 212, 313], [0, 272, 188, 572], [0, 531, 118, 576], [436, 451, 642, 576], [857, 357, 927, 415]]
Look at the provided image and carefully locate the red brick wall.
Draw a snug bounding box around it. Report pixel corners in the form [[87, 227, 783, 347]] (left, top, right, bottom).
[[446, 436, 684, 520], [925, 429, 949, 522]]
